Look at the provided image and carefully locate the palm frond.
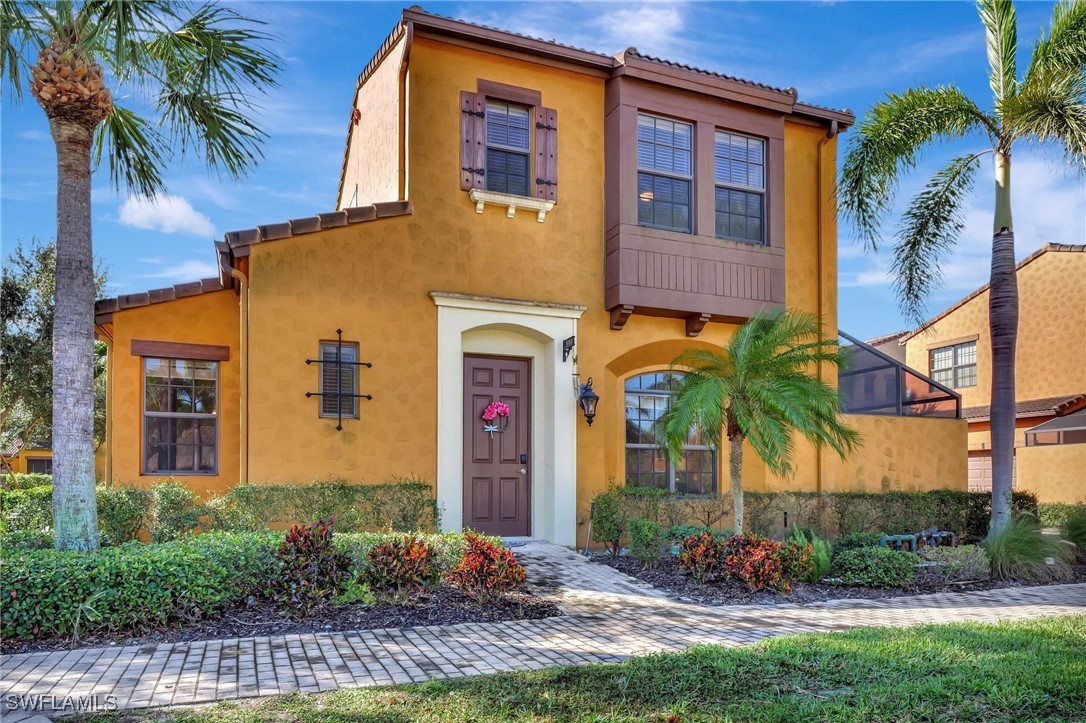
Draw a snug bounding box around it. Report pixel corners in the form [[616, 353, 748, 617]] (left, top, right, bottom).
[[978, 0, 1018, 104], [79, 0, 174, 74], [1, 0, 36, 98], [891, 152, 984, 322], [1024, 0, 1086, 83], [1006, 69, 1086, 171], [838, 86, 992, 249], [94, 104, 169, 197]]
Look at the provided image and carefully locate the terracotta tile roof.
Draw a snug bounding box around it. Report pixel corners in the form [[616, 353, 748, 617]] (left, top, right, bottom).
[[222, 201, 412, 254], [864, 330, 910, 347], [620, 48, 794, 96], [901, 243, 1086, 343], [95, 278, 226, 321], [962, 393, 1086, 422]]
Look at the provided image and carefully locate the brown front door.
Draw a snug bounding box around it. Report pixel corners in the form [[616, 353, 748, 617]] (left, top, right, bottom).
[[464, 355, 531, 536]]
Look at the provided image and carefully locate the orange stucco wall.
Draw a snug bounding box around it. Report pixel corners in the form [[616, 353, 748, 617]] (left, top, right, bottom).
[[101, 36, 968, 536], [1017, 444, 1086, 504], [103, 290, 240, 499]]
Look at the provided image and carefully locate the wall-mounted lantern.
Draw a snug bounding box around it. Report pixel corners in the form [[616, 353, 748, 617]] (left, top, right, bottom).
[[578, 377, 599, 426]]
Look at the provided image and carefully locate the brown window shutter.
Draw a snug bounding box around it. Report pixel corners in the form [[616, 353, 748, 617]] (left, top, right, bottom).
[[534, 106, 558, 201], [460, 91, 486, 190]]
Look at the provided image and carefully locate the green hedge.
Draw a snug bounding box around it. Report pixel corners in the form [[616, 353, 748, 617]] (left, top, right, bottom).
[[590, 487, 1040, 548], [1039, 503, 1085, 529], [0, 484, 150, 545], [0, 529, 489, 641], [1, 473, 53, 490]]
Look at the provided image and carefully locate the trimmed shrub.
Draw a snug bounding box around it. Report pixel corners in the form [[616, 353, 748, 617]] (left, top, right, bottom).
[[833, 531, 885, 556], [275, 519, 350, 616], [0, 529, 53, 551], [361, 534, 441, 603], [984, 516, 1074, 582], [0, 485, 52, 533], [831, 546, 919, 587], [1059, 505, 1086, 562], [148, 481, 201, 542], [0, 532, 280, 640], [335, 531, 478, 575], [721, 534, 793, 594], [590, 487, 626, 557], [917, 544, 991, 583], [447, 532, 527, 603], [677, 532, 725, 584], [2, 473, 53, 490], [1040, 502, 1083, 529], [667, 524, 732, 542], [789, 528, 831, 583], [628, 518, 665, 567], [96, 486, 150, 544]]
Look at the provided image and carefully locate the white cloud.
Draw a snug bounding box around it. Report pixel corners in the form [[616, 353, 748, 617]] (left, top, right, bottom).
[[17, 129, 48, 141], [117, 195, 215, 237], [137, 259, 219, 280]]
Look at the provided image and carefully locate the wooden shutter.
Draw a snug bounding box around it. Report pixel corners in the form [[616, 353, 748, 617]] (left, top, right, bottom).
[[460, 91, 486, 190], [320, 343, 358, 418], [534, 106, 558, 201]]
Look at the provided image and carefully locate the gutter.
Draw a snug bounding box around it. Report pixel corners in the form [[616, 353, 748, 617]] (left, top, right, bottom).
[[815, 119, 839, 494], [218, 245, 250, 484], [94, 322, 115, 484], [398, 20, 414, 200]]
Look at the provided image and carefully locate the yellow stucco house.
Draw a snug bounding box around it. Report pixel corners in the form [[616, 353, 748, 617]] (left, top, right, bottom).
[[94, 8, 966, 545], [901, 243, 1086, 504]]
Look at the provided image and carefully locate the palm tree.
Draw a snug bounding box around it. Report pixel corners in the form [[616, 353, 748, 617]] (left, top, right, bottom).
[[1, 2, 281, 550], [660, 310, 860, 535], [838, 0, 1085, 536]]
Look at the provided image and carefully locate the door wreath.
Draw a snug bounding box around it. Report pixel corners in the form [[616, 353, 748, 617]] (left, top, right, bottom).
[[482, 401, 510, 437]]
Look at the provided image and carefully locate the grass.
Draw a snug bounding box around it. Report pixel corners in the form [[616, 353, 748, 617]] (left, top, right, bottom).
[[984, 515, 1075, 581], [78, 615, 1086, 723]]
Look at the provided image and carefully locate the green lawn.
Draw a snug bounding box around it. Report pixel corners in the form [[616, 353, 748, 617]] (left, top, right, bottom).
[[89, 615, 1086, 723]]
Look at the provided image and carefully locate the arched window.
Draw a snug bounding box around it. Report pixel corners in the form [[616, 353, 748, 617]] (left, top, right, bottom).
[[624, 372, 717, 494]]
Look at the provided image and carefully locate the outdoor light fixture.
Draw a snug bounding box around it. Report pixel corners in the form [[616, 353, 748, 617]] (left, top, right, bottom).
[[577, 377, 599, 426]]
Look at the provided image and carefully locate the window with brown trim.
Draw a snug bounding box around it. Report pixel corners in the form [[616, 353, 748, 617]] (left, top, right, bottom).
[[636, 113, 693, 233], [930, 341, 977, 389], [485, 100, 531, 196], [26, 458, 52, 474], [319, 341, 360, 419], [143, 357, 218, 475], [714, 131, 765, 244]]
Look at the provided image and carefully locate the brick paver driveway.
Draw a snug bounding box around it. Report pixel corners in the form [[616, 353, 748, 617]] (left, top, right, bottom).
[[2, 542, 1084, 720]]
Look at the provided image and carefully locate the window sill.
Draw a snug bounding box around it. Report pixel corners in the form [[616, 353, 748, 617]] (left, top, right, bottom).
[[469, 189, 555, 223]]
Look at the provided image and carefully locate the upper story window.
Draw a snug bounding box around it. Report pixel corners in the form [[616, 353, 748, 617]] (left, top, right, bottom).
[[714, 131, 766, 244], [930, 341, 977, 389], [637, 114, 693, 233], [625, 371, 717, 495], [319, 341, 360, 419], [144, 358, 217, 475], [485, 101, 531, 197]]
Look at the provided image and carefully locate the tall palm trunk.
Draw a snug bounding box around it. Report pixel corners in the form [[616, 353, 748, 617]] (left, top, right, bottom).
[[49, 115, 100, 551], [988, 149, 1017, 536], [728, 407, 744, 535]]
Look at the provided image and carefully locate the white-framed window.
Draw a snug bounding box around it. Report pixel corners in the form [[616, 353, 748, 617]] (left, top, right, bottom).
[[714, 131, 766, 244], [143, 358, 218, 474], [485, 101, 532, 197], [319, 341, 360, 419], [637, 113, 694, 233], [624, 371, 716, 494], [930, 341, 977, 389]]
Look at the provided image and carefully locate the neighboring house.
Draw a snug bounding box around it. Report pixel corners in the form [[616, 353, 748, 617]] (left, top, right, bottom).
[[901, 243, 1086, 504], [93, 8, 966, 546], [1, 442, 52, 475], [863, 330, 909, 364]]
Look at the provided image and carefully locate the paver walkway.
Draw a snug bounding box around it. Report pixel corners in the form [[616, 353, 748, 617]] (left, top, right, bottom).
[[2, 542, 1084, 720]]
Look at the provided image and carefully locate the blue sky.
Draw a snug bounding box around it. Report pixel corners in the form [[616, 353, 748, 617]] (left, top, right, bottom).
[[2, 1, 1083, 340]]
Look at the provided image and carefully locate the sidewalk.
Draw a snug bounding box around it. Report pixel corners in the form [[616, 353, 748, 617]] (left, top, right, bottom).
[[2, 543, 1084, 720]]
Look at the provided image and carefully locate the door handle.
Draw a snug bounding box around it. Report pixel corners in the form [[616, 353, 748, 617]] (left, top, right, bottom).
[[518, 468, 527, 475]]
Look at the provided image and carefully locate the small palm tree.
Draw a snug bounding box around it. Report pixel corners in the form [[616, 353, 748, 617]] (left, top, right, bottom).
[[838, 0, 1085, 536], [660, 310, 860, 535], [2, 2, 281, 550]]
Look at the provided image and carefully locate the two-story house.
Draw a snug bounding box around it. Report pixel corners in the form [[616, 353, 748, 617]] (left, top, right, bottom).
[[94, 8, 966, 546], [901, 243, 1086, 504]]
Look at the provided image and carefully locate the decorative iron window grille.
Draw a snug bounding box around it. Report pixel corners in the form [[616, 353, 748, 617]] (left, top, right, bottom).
[[305, 329, 373, 431]]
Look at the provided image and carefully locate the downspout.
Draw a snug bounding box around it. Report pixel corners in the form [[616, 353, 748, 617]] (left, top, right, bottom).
[[221, 256, 250, 484], [397, 21, 414, 201], [95, 322, 114, 484], [816, 119, 839, 494]]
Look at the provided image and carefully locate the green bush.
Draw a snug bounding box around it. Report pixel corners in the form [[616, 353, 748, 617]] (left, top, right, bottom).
[[917, 544, 991, 583], [985, 516, 1075, 582], [667, 524, 732, 542], [275, 519, 350, 616], [96, 486, 151, 544], [1059, 505, 1086, 562], [361, 534, 441, 604], [148, 480, 201, 542], [0, 532, 280, 640], [2, 473, 53, 490], [0, 485, 52, 533], [628, 518, 665, 566], [789, 528, 831, 583], [831, 546, 919, 587], [833, 531, 886, 556], [1040, 502, 1083, 529], [0, 529, 53, 551], [334, 531, 480, 574], [590, 487, 626, 557]]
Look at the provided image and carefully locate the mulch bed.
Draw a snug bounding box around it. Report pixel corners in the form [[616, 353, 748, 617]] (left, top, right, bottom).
[[1, 588, 560, 656], [598, 554, 1086, 607]]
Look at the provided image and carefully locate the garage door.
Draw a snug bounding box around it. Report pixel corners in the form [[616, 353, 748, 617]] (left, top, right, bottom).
[[968, 452, 1016, 492]]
